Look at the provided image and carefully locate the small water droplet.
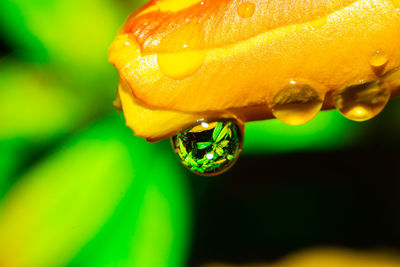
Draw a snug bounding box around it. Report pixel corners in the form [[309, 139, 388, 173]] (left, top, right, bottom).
[[310, 17, 327, 28], [238, 2, 255, 18], [335, 81, 390, 121], [171, 119, 243, 176], [269, 80, 324, 125], [157, 50, 206, 79], [369, 50, 388, 75]]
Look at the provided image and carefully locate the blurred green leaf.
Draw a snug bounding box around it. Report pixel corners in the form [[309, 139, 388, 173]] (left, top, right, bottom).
[[0, 1, 48, 62], [0, 60, 89, 184], [0, 0, 120, 67], [70, 139, 191, 267], [0, 61, 85, 140], [0, 140, 22, 195], [0, 115, 191, 267], [0, 0, 143, 100]]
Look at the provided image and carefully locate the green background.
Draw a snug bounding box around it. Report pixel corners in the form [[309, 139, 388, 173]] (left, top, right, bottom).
[[0, 0, 399, 266]]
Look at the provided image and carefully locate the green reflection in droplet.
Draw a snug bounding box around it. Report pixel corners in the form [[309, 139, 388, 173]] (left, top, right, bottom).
[[172, 120, 243, 176]]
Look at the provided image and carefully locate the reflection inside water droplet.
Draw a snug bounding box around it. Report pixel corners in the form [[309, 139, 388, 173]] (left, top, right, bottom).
[[335, 81, 390, 121], [171, 119, 243, 176], [269, 80, 324, 126], [382, 67, 400, 92]]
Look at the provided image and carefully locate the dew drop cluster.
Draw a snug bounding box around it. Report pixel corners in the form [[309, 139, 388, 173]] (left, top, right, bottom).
[[167, 46, 399, 176], [267, 53, 397, 125]]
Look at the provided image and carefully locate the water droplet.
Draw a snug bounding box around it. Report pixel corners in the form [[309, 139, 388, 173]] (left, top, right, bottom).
[[335, 81, 390, 121], [171, 119, 243, 176], [157, 50, 206, 79], [157, 19, 206, 53], [238, 2, 255, 18], [310, 17, 327, 28], [269, 80, 324, 125], [369, 50, 388, 75]]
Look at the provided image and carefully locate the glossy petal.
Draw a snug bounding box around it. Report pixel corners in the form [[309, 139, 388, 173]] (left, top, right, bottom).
[[109, 0, 400, 141]]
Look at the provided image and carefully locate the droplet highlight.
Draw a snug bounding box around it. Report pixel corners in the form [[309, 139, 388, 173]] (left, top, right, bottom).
[[369, 50, 388, 75], [171, 120, 243, 176], [269, 80, 324, 126], [335, 81, 390, 121], [238, 2, 255, 18], [157, 50, 206, 80]]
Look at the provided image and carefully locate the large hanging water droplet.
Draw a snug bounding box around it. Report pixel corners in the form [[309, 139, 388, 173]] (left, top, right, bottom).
[[171, 120, 243, 176], [335, 81, 390, 121], [237, 2, 255, 18], [269, 80, 324, 126]]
